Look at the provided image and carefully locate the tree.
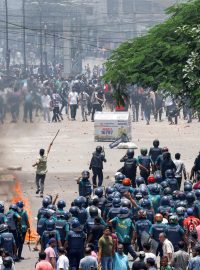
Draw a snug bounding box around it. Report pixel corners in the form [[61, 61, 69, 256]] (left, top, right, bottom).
[[104, 0, 200, 108]]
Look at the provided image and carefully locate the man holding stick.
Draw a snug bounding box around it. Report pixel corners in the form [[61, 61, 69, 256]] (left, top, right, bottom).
[[33, 130, 60, 197]]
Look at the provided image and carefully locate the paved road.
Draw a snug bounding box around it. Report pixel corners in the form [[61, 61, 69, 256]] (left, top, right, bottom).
[[0, 111, 199, 269]]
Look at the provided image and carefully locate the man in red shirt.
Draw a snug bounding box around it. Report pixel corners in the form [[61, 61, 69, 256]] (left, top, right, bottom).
[[183, 208, 200, 234], [35, 252, 53, 270]]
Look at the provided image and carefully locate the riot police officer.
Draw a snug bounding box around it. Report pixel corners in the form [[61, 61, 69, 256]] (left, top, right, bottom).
[[0, 203, 7, 224], [16, 201, 30, 260], [94, 187, 107, 213], [149, 140, 162, 171], [120, 149, 138, 187], [41, 219, 61, 251], [0, 224, 16, 259], [165, 215, 184, 251], [67, 219, 86, 270], [107, 198, 121, 221], [89, 146, 106, 187], [138, 148, 152, 183], [77, 171, 92, 200]]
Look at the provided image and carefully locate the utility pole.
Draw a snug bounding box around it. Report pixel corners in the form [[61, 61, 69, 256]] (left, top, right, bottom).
[[53, 22, 56, 68], [22, 0, 26, 75], [5, 0, 9, 76], [44, 24, 48, 75], [39, 2, 43, 77]]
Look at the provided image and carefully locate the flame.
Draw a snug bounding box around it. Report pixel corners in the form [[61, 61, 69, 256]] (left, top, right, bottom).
[[12, 177, 38, 242]]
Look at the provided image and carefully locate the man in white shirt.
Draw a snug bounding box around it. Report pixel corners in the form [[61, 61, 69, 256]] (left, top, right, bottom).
[[173, 153, 187, 189], [57, 247, 69, 270], [68, 86, 79, 120], [41, 89, 51, 122], [159, 233, 174, 264]]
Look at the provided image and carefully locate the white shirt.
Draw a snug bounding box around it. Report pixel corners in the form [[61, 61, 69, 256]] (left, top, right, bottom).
[[41, 94, 51, 108], [57, 255, 69, 270], [163, 238, 174, 257], [68, 91, 78, 105], [173, 159, 186, 178]]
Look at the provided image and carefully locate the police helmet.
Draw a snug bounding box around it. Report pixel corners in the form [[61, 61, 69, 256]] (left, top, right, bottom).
[[141, 199, 151, 209], [139, 185, 149, 197], [118, 207, 130, 218], [160, 181, 169, 189], [178, 192, 186, 201], [71, 218, 81, 231], [16, 201, 24, 208], [141, 148, 148, 155], [82, 170, 90, 179], [74, 197, 83, 208], [195, 189, 200, 198], [127, 149, 134, 158], [9, 204, 18, 211], [95, 187, 104, 197], [153, 139, 159, 147], [69, 206, 80, 217], [134, 188, 140, 196], [113, 191, 121, 199], [64, 211, 71, 221], [172, 191, 180, 201], [0, 224, 8, 234], [165, 169, 174, 179], [42, 197, 51, 208], [46, 219, 56, 231], [147, 175, 155, 184], [187, 208, 194, 216], [154, 213, 163, 222], [45, 209, 55, 219], [57, 200, 66, 209], [112, 198, 121, 207], [186, 192, 195, 204], [122, 178, 131, 186], [160, 196, 170, 206], [184, 180, 193, 186], [107, 194, 114, 202], [115, 173, 125, 184], [121, 199, 131, 209], [150, 183, 161, 195], [154, 172, 163, 183], [136, 176, 145, 187], [184, 184, 193, 193], [105, 187, 115, 195], [176, 207, 186, 216], [168, 215, 178, 224], [89, 206, 98, 218], [48, 204, 57, 211], [96, 146, 103, 153], [163, 187, 172, 196], [178, 201, 188, 208]]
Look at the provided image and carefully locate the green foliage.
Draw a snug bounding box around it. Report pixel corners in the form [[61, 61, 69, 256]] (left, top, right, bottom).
[[104, 0, 200, 108]]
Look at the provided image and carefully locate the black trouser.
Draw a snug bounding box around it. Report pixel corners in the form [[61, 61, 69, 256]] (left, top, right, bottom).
[[36, 174, 46, 194], [11, 104, 18, 122], [155, 108, 162, 121], [140, 170, 150, 184], [91, 104, 102, 121], [68, 250, 83, 270], [24, 103, 33, 122], [70, 104, 77, 119], [92, 167, 103, 187], [121, 243, 137, 259], [18, 231, 26, 258], [52, 107, 60, 122], [176, 177, 182, 190]]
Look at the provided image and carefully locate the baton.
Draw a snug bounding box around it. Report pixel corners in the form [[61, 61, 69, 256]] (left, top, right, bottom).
[[51, 129, 60, 145]]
